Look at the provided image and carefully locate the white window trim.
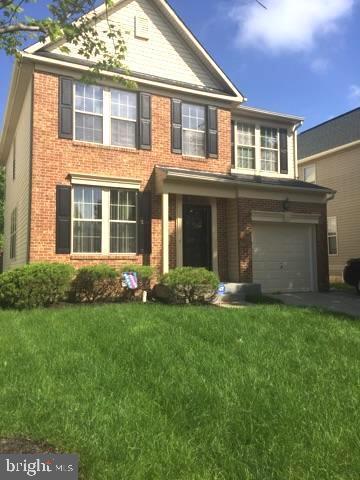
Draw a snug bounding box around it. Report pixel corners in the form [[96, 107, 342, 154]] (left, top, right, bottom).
[[70, 182, 139, 256], [233, 121, 289, 176], [73, 83, 138, 149], [236, 124, 256, 170], [327, 216, 338, 257], [182, 103, 206, 158], [260, 127, 280, 173]]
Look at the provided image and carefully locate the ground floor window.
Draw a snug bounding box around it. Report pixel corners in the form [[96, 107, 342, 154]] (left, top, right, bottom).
[[10, 207, 17, 259], [72, 186, 137, 254], [327, 216, 338, 255]]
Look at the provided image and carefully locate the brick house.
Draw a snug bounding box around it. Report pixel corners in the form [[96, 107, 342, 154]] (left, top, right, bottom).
[[0, 0, 333, 292]]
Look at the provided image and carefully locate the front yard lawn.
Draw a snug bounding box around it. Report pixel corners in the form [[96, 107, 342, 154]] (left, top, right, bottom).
[[0, 304, 359, 479]]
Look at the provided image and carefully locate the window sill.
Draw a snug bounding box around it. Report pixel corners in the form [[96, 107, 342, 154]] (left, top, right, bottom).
[[72, 141, 140, 154], [70, 254, 139, 260], [182, 155, 207, 161]]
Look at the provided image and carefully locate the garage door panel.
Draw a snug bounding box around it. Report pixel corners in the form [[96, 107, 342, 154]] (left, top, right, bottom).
[[253, 223, 315, 293]]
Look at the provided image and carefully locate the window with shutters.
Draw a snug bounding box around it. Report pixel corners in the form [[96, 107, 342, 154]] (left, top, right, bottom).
[[111, 90, 137, 148], [234, 122, 285, 174], [327, 216, 338, 256], [182, 103, 206, 157], [10, 207, 17, 259], [72, 186, 137, 254], [73, 82, 150, 149], [75, 83, 103, 143]]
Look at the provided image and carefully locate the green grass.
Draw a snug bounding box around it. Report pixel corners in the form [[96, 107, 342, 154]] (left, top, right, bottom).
[[331, 282, 356, 293], [245, 294, 284, 305], [0, 304, 359, 480]]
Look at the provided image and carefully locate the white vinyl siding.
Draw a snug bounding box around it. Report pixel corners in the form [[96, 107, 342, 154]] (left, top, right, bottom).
[[48, 0, 223, 90], [4, 81, 32, 270]]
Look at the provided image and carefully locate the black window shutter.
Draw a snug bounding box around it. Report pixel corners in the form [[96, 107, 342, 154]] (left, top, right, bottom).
[[56, 185, 71, 254], [139, 93, 152, 150], [137, 191, 152, 255], [279, 128, 288, 174], [59, 77, 73, 139], [172, 99, 182, 154], [231, 120, 235, 168], [207, 106, 218, 158]]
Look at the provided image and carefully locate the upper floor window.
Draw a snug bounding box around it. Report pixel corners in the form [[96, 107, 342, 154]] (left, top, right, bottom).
[[182, 103, 206, 157], [235, 123, 284, 174], [72, 185, 137, 254], [111, 90, 137, 148], [74, 82, 139, 149], [10, 207, 17, 259], [12, 138, 16, 181], [237, 124, 255, 169], [304, 164, 316, 183], [75, 84, 103, 143], [327, 216, 338, 256], [260, 127, 279, 172]]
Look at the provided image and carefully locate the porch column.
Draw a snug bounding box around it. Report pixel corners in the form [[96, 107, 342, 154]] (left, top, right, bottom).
[[210, 198, 219, 275], [176, 195, 183, 267], [162, 193, 169, 273]]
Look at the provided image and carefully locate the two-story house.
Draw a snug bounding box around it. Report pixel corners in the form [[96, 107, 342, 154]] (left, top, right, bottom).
[[298, 107, 360, 281], [0, 0, 333, 293]]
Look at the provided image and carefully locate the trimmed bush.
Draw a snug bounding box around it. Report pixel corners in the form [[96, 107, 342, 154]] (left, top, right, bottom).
[[159, 267, 219, 304], [70, 265, 121, 303], [0, 263, 74, 309]]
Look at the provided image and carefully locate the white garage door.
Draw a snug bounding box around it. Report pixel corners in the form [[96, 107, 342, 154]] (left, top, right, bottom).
[[253, 223, 316, 293]]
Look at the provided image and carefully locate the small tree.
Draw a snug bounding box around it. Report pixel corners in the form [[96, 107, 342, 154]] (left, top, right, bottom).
[[0, 0, 131, 82]]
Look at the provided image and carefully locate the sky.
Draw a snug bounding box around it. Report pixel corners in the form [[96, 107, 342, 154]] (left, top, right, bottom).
[[0, 0, 360, 131]]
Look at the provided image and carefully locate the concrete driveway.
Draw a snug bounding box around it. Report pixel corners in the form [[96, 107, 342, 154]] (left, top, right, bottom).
[[271, 290, 360, 318]]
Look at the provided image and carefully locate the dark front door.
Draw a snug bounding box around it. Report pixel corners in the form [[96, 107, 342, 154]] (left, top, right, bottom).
[[183, 204, 212, 270]]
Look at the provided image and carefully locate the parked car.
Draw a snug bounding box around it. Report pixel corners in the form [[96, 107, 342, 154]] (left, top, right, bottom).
[[343, 259, 360, 294]]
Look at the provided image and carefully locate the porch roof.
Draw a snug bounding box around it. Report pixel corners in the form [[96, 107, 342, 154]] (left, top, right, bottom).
[[155, 166, 335, 197]]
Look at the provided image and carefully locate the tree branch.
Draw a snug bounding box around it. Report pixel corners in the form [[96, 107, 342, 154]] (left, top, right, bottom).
[[0, 23, 46, 34]]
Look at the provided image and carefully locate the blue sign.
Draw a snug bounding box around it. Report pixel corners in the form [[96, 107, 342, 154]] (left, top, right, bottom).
[[217, 283, 226, 295]]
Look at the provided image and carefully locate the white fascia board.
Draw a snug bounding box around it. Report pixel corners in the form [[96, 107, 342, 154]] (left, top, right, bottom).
[[235, 105, 304, 124]]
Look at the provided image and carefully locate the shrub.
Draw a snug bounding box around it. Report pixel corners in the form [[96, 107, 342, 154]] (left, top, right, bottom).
[[159, 267, 219, 304], [70, 265, 121, 303], [0, 263, 74, 309]]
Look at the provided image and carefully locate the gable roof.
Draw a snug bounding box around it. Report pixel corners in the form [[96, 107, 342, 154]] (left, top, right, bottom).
[[298, 107, 360, 159], [24, 0, 244, 101]]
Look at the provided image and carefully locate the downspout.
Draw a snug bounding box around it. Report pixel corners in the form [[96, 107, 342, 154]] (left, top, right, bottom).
[[292, 121, 303, 179]]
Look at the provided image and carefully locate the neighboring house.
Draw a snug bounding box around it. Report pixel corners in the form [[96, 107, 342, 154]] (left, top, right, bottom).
[[0, 0, 333, 293], [298, 108, 360, 281]]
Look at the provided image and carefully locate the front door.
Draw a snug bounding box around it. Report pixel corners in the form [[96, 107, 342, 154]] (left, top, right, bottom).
[[183, 204, 212, 270]]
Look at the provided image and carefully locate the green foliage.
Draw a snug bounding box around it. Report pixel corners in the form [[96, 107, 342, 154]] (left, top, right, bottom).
[[0, 0, 133, 85], [0, 167, 4, 250], [70, 264, 121, 303], [0, 263, 74, 309], [159, 267, 219, 304]]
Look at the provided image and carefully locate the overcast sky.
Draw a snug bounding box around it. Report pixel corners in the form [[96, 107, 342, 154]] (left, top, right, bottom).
[[1, 0, 359, 131]]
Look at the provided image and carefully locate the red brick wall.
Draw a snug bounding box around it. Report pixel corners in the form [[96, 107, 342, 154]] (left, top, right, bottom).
[[29, 71, 232, 273], [236, 198, 329, 291]]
